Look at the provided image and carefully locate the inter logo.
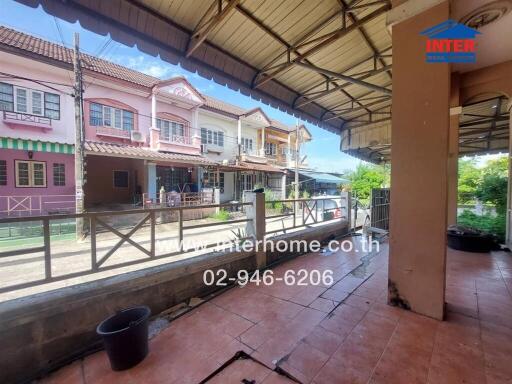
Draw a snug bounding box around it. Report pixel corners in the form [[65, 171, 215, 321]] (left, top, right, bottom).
[[420, 20, 481, 63]]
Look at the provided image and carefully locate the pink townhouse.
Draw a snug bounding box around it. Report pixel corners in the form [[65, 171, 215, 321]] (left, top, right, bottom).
[[0, 26, 217, 213]]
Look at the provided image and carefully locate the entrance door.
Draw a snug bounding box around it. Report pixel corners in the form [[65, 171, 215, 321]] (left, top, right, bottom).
[[156, 166, 192, 192]]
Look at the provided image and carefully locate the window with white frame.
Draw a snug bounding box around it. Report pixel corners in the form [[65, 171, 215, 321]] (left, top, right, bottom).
[[203, 172, 224, 193], [0, 82, 60, 119], [156, 118, 185, 141], [241, 137, 253, 152], [53, 163, 65, 186], [201, 128, 224, 147], [89, 102, 134, 131], [265, 142, 277, 156], [15, 160, 46, 187]]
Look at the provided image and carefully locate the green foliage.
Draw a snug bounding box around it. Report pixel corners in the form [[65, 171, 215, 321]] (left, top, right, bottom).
[[475, 157, 508, 215], [345, 163, 388, 204], [457, 159, 480, 203], [301, 190, 310, 199], [457, 210, 505, 241], [210, 209, 231, 222]]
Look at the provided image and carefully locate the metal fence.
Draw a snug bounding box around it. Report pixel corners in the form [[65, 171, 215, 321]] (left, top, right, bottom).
[[370, 188, 390, 231], [0, 202, 252, 294], [264, 193, 351, 235], [0, 195, 76, 217]]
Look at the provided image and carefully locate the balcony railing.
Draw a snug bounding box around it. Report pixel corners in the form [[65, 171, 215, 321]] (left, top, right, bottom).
[[2, 111, 52, 126], [96, 126, 130, 138], [159, 134, 192, 145]]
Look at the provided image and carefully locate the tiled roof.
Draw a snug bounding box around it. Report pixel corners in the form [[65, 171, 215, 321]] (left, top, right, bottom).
[[201, 95, 246, 117], [84, 141, 216, 165], [0, 26, 298, 133], [0, 26, 159, 88]]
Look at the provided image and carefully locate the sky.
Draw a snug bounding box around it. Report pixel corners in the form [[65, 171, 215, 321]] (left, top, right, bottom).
[[0, 0, 365, 173]]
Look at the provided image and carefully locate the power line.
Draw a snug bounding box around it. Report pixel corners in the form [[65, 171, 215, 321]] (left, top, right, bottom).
[[0, 71, 74, 96]]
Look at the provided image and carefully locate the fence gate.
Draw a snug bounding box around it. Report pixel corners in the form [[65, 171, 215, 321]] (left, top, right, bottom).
[[371, 188, 390, 231]]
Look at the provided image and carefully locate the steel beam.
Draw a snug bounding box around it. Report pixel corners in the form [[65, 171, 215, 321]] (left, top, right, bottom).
[[186, 0, 241, 58], [253, 4, 390, 88], [295, 61, 392, 95], [296, 65, 392, 108]]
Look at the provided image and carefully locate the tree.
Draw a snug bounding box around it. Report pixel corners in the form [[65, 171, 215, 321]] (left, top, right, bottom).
[[346, 163, 388, 204], [475, 157, 508, 214], [457, 159, 480, 204]]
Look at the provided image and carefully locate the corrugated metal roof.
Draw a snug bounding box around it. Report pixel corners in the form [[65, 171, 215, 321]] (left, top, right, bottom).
[[13, 0, 393, 140], [299, 170, 349, 184]]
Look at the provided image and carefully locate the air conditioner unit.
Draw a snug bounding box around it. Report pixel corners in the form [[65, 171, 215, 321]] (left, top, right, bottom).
[[200, 144, 208, 154], [131, 131, 145, 143]]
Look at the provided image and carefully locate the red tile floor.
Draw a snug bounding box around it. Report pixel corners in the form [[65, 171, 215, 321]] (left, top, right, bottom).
[[39, 237, 512, 384]]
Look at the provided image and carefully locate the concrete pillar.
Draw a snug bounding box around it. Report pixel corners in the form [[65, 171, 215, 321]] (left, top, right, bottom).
[[237, 118, 242, 145], [150, 93, 158, 149], [507, 103, 512, 244], [281, 173, 287, 200], [388, 1, 450, 320], [261, 127, 265, 156], [197, 166, 202, 192], [245, 191, 266, 268], [447, 74, 460, 226], [147, 162, 157, 200]]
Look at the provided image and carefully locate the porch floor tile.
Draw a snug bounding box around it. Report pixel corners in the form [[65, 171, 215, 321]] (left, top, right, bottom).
[[38, 240, 512, 384]]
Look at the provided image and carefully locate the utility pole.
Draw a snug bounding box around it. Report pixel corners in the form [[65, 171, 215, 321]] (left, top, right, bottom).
[[73, 32, 85, 239]]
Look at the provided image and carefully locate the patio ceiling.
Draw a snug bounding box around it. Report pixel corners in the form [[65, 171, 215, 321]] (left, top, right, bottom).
[[16, 0, 393, 147], [459, 95, 510, 157]]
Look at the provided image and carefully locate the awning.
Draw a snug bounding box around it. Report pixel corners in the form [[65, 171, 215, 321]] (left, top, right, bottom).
[[0, 137, 74, 154], [84, 141, 216, 165], [299, 170, 349, 184], [14, 0, 392, 135], [219, 161, 284, 174]]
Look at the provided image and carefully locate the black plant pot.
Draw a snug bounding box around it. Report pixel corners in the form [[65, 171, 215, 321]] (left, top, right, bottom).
[[96, 306, 151, 371], [447, 226, 497, 253]]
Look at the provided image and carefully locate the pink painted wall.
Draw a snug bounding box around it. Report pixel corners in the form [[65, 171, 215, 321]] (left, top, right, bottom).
[[0, 148, 75, 214], [0, 53, 75, 145]]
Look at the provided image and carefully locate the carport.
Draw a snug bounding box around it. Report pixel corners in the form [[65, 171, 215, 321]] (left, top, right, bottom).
[[16, 0, 512, 321]]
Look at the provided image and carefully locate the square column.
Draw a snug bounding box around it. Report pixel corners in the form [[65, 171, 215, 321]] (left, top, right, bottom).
[[388, 1, 450, 320], [146, 162, 157, 200], [447, 74, 461, 226]]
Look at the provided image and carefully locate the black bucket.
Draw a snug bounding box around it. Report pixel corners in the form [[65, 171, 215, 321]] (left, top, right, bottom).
[[96, 306, 151, 371]]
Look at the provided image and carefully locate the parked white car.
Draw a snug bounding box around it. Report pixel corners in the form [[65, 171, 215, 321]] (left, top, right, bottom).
[[304, 195, 344, 222]]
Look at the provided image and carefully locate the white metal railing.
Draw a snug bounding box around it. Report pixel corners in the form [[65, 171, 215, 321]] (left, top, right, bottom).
[[0, 195, 76, 217], [159, 134, 192, 145], [142, 191, 214, 208], [2, 110, 52, 126]]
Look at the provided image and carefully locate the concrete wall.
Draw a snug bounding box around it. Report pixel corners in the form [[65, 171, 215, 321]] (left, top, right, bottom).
[[0, 221, 348, 384]]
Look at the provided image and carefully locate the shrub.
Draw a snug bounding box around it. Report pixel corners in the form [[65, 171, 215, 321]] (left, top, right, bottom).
[[457, 210, 505, 241], [210, 209, 231, 222]]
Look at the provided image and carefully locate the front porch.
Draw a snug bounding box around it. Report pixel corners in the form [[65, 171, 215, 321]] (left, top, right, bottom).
[[37, 239, 512, 383]]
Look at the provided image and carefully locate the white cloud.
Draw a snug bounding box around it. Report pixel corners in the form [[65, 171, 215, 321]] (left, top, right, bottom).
[[104, 54, 177, 79]]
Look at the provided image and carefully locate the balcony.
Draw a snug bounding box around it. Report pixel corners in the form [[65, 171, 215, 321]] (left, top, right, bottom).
[[159, 134, 192, 146], [2, 110, 52, 131], [96, 126, 131, 139]]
